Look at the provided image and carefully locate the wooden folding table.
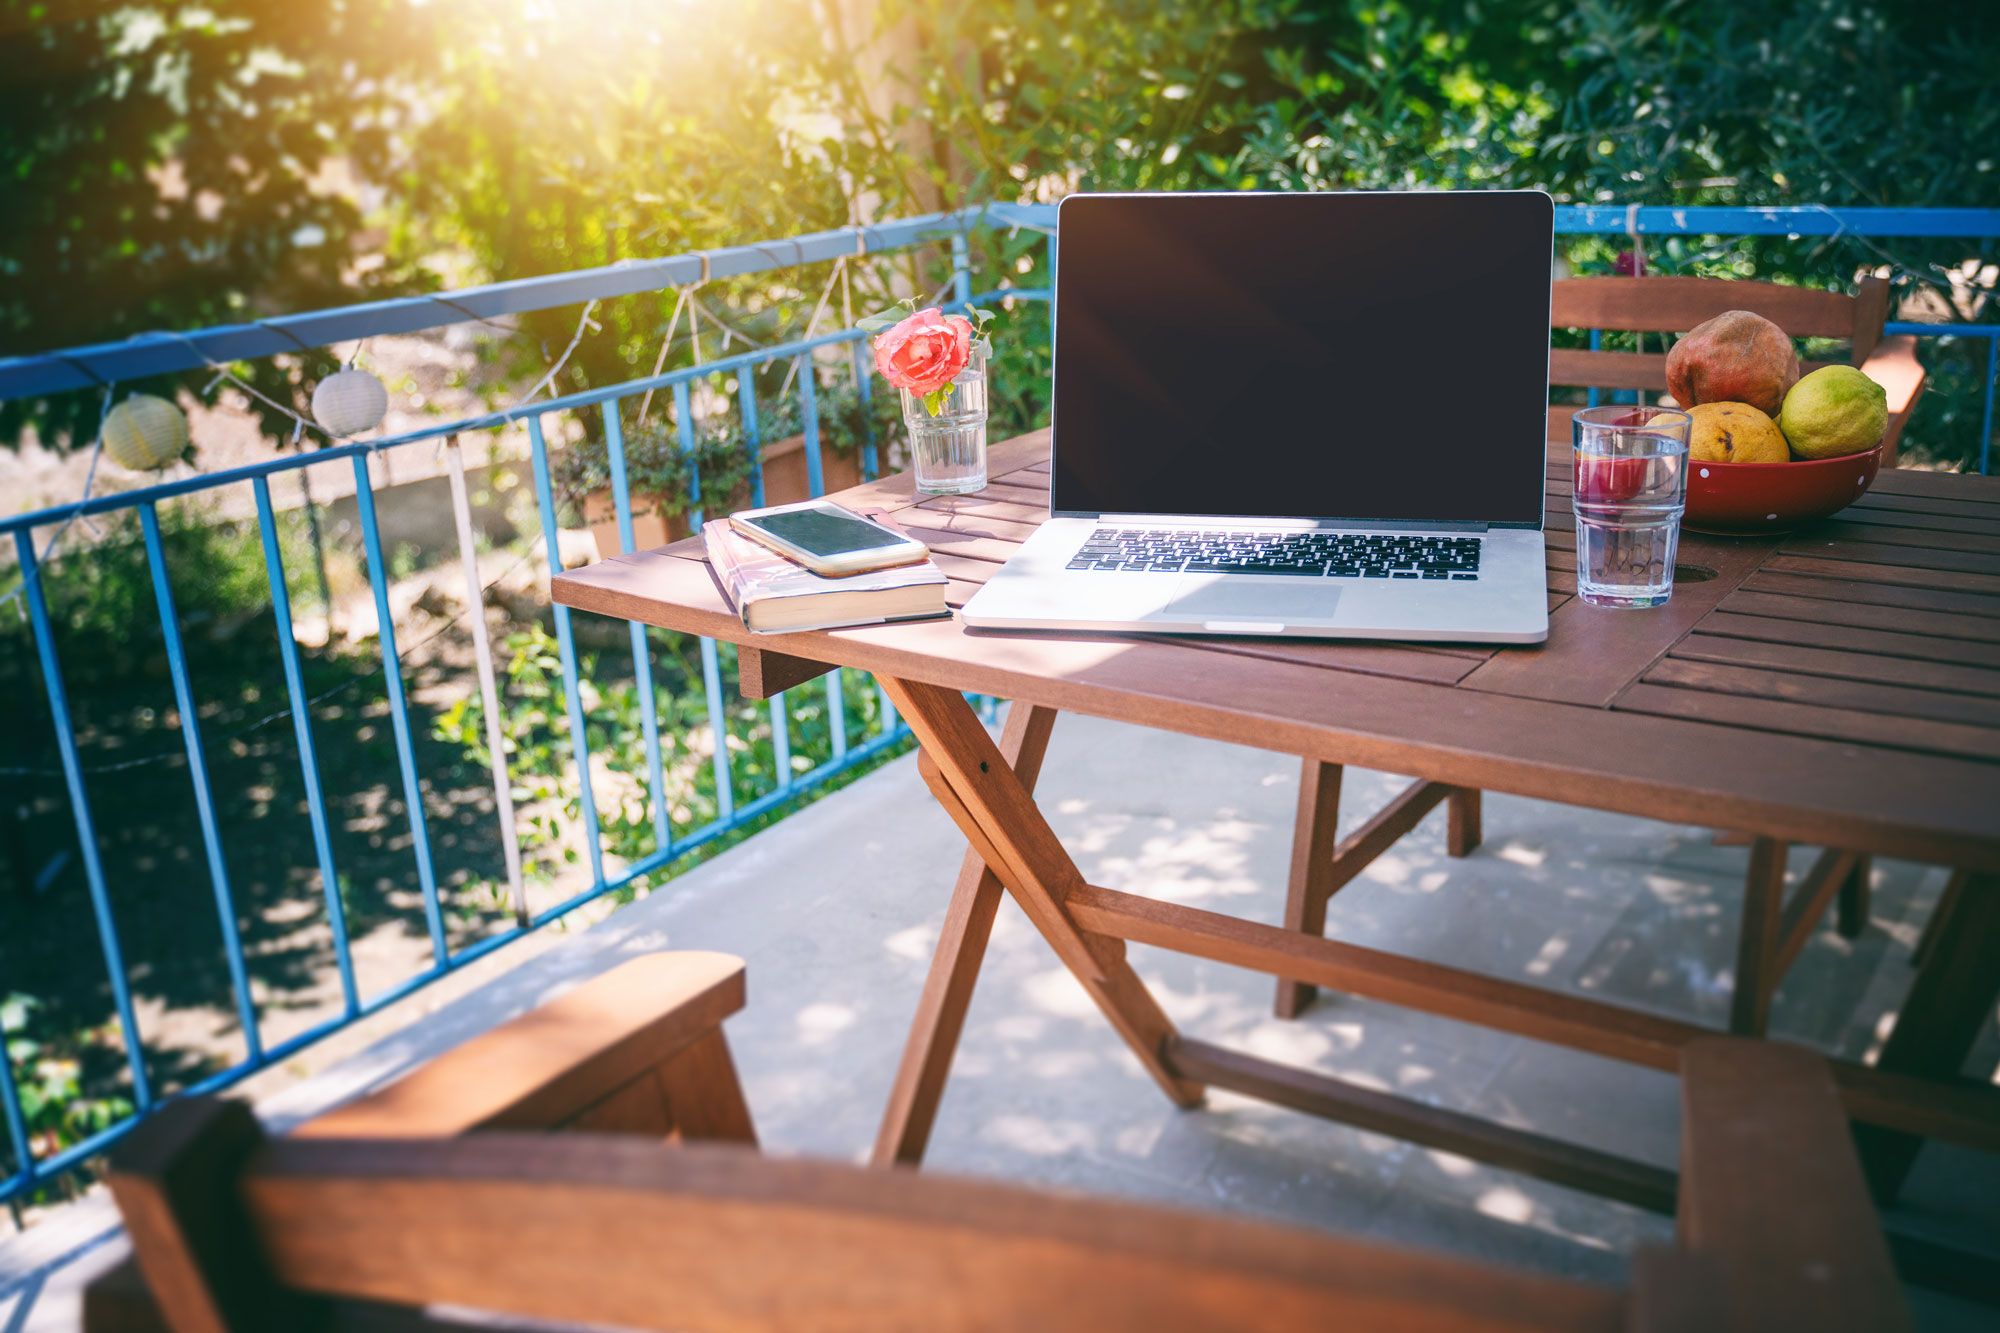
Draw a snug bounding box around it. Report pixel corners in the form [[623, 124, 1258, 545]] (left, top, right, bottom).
[[553, 429, 2000, 1218]]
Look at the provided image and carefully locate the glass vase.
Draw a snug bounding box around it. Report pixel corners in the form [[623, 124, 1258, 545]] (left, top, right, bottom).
[[901, 341, 988, 494]]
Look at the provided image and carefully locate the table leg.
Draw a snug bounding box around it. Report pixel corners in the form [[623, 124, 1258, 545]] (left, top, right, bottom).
[[872, 702, 1059, 1168], [1275, 759, 1343, 1019], [1272, 772, 1454, 1020], [882, 678, 1204, 1109], [1836, 855, 1873, 939], [1912, 870, 1967, 971], [1447, 788, 1483, 859], [1858, 870, 2000, 1199], [1730, 838, 1789, 1037]]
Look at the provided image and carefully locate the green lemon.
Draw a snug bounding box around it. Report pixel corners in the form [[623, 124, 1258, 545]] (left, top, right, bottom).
[[1778, 365, 1888, 460]]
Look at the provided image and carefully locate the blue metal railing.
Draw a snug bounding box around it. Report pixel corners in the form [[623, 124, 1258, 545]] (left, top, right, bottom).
[[0, 202, 1996, 1206], [0, 208, 1052, 1204]]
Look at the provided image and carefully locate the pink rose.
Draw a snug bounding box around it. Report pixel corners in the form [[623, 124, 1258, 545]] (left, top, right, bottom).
[[872, 307, 974, 396]]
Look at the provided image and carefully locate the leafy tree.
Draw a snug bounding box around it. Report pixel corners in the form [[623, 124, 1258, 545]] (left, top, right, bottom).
[[0, 0, 446, 445]]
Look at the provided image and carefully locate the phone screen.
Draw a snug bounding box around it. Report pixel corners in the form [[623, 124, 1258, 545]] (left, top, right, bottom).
[[741, 505, 902, 557]]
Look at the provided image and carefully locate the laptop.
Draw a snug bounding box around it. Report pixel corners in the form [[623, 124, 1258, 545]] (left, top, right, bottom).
[[960, 190, 1554, 644]]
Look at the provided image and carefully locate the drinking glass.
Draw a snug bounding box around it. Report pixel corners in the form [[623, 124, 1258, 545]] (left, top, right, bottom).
[[901, 340, 989, 494], [1572, 405, 1691, 609]]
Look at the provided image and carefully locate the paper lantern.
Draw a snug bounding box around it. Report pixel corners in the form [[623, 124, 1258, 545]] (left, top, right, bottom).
[[312, 368, 389, 437], [101, 394, 189, 471]]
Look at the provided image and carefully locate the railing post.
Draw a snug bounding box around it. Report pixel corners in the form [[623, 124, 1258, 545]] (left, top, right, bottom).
[[12, 531, 152, 1111], [139, 502, 262, 1061], [351, 453, 449, 967], [603, 406, 674, 857], [1981, 334, 1997, 476], [799, 360, 826, 498], [950, 232, 973, 311], [252, 476, 358, 1016], [443, 439, 530, 925], [851, 336, 879, 481], [526, 416, 609, 891], [739, 373, 766, 508], [0, 995, 35, 1195], [670, 381, 737, 822], [1045, 230, 1058, 347]]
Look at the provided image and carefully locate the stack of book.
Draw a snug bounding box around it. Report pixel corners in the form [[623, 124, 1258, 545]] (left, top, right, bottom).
[[703, 515, 948, 634]]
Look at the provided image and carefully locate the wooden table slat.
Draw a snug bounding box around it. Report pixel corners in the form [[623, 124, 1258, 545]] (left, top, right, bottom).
[[1761, 553, 2000, 598], [1862, 466, 2000, 502], [1775, 537, 2000, 578], [911, 494, 1050, 525], [1668, 632, 2000, 699], [965, 479, 1050, 508], [1744, 568, 2000, 617], [1643, 657, 2000, 729], [1849, 489, 2000, 521], [1813, 510, 2000, 544], [1615, 683, 2000, 765], [1697, 609, 2000, 669]]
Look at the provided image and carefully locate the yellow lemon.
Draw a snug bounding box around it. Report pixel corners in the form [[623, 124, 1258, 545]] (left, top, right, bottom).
[[1780, 365, 1888, 459]]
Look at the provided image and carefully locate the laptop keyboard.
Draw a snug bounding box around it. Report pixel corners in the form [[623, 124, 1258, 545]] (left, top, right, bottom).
[[1066, 528, 1483, 579]]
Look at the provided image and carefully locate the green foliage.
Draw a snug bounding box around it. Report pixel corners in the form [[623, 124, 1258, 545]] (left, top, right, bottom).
[[0, 0, 446, 445], [2, 993, 133, 1199], [0, 500, 320, 666], [551, 417, 759, 521], [551, 377, 899, 513], [431, 623, 895, 900], [12, 0, 1994, 463]]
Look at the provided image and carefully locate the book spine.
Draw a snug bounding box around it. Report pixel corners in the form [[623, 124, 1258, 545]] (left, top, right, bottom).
[[701, 521, 758, 631]]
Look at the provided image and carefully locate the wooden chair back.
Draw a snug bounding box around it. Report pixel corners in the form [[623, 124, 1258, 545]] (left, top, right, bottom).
[[1547, 274, 1923, 463], [1550, 274, 1890, 390], [105, 1100, 1637, 1333], [89, 953, 1911, 1333]]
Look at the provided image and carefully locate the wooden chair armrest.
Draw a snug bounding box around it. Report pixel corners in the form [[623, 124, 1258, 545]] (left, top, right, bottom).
[[1676, 1037, 1910, 1332], [1861, 334, 1926, 464], [296, 951, 750, 1140], [86, 953, 754, 1331]]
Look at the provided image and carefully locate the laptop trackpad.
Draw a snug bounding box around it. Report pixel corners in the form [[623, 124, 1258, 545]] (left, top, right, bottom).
[[1165, 578, 1339, 622]]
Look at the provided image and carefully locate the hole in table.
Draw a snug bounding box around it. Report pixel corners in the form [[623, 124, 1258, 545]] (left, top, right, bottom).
[[1674, 564, 1719, 583]]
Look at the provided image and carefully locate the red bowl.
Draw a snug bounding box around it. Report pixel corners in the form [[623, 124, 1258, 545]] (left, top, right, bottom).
[[1683, 445, 1883, 535]]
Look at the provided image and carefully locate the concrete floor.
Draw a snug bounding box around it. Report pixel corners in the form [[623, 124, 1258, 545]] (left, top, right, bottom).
[[6, 711, 1997, 1328]]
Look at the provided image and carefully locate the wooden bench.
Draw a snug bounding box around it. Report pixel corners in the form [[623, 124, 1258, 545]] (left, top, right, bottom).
[[89, 952, 1911, 1331]]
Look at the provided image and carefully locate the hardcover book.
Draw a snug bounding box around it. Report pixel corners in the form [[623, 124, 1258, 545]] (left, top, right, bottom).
[[702, 516, 949, 634]]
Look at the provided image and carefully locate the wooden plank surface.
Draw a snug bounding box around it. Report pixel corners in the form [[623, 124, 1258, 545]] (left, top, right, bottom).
[[240, 1134, 1626, 1333], [551, 431, 2000, 869], [1678, 1040, 1912, 1333]]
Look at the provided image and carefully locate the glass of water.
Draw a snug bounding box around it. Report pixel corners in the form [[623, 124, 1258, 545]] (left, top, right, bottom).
[[1572, 405, 1691, 609]]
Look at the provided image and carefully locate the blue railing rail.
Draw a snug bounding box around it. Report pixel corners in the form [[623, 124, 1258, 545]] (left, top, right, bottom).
[[1, 201, 1997, 1207]]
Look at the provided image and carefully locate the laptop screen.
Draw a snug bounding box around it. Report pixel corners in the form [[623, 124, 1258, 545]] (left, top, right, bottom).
[[1050, 191, 1553, 527]]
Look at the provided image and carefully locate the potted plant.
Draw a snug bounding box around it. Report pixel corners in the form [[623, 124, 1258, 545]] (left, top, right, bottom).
[[752, 380, 897, 507], [558, 419, 757, 555]]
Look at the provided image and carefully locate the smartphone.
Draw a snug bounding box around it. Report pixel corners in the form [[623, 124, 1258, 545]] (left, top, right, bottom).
[[729, 500, 929, 576]]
